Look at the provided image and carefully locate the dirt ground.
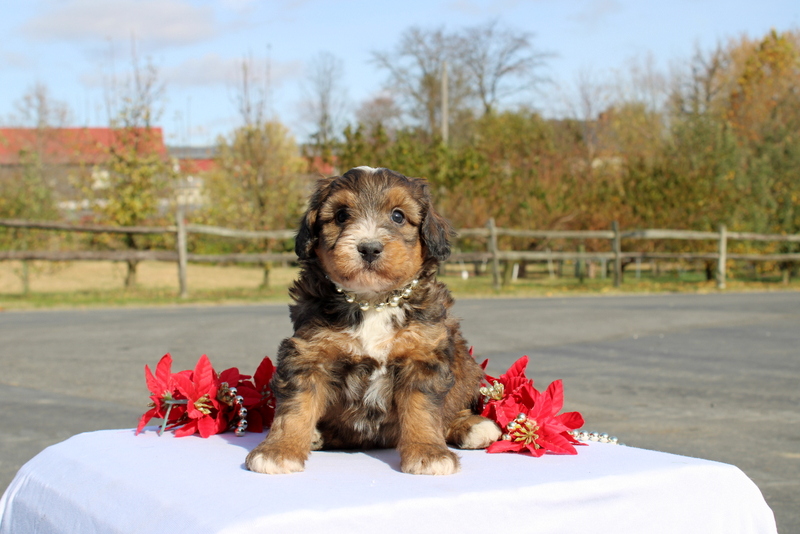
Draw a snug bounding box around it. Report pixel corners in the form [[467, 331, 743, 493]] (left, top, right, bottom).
[[0, 260, 300, 294]]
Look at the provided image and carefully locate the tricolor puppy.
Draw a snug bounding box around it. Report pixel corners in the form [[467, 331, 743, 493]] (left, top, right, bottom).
[[245, 166, 500, 475]]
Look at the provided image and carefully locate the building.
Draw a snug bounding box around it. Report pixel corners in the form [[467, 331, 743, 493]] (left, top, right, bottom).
[[0, 128, 217, 213]]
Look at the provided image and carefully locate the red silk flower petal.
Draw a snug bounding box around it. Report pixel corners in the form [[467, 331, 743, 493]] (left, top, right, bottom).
[[544, 379, 565, 413], [197, 414, 220, 438], [540, 431, 578, 455], [218, 367, 242, 386], [487, 440, 522, 454], [135, 407, 158, 435], [154, 354, 173, 387], [193, 355, 218, 395], [253, 357, 275, 388], [557, 411, 585, 430], [173, 421, 198, 438]]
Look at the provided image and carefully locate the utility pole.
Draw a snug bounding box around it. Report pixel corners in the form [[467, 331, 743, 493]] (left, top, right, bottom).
[[441, 60, 449, 145]]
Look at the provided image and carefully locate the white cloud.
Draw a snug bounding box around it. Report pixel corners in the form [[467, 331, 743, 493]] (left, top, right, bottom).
[[446, 0, 530, 16], [165, 54, 241, 86], [570, 0, 624, 29], [23, 0, 216, 47], [164, 53, 304, 87], [1, 50, 30, 69], [218, 0, 257, 12]]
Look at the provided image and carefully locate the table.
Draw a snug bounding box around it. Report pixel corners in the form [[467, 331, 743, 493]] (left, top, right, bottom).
[[0, 428, 776, 533]]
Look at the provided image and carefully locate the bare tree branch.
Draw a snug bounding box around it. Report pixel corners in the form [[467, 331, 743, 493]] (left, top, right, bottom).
[[459, 20, 551, 115], [371, 26, 471, 136], [302, 51, 348, 149]]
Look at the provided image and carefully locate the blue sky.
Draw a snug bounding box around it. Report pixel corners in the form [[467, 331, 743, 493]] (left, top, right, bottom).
[[2, 0, 798, 146]]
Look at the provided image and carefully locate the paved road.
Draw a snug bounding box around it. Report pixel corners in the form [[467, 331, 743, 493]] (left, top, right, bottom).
[[1, 292, 798, 531]]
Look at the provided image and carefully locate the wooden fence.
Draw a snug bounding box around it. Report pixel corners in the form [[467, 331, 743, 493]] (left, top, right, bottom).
[[1, 214, 798, 296], [466, 218, 800, 290]]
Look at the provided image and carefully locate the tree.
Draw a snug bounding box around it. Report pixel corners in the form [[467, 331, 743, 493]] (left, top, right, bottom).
[[724, 31, 800, 279], [0, 149, 61, 293], [9, 82, 72, 129], [0, 84, 70, 292], [201, 55, 306, 287], [82, 43, 173, 288], [207, 122, 304, 231], [372, 26, 472, 137], [355, 93, 403, 136], [459, 20, 549, 115], [670, 44, 730, 117], [202, 122, 305, 284], [234, 52, 270, 130], [301, 52, 348, 169]]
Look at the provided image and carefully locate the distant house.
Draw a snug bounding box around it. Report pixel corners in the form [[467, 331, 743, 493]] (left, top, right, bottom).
[[167, 145, 218, 208], [0, 127, 168, 167], [167, 145, 217, 175], [0, 128, 219, 212], [306, 155, 337, 176]]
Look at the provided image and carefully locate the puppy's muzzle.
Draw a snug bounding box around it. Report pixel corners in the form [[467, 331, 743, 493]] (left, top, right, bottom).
[[357, 240, 384, 264]]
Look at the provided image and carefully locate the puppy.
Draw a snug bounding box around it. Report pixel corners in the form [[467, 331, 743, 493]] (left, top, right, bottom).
[[245, 167, 500, 475]]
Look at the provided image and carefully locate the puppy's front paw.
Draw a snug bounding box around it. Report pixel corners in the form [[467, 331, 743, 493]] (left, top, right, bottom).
[[400, 444, 461, 475], [246, 446, 305, 475]]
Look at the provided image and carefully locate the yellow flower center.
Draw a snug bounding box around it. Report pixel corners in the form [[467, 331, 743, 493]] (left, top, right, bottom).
[[506, 418, 541, 448], [479, 381, 505, 402], [194, 394, 213, 415]]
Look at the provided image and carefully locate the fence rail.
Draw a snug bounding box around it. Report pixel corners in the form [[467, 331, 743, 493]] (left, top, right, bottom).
[[1, 216, 798, 295]]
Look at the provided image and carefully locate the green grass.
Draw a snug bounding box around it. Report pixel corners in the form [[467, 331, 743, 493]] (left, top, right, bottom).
[[0, 286, 291, 310], [1, 269, 797, 311], [443, 271, 800, 298]]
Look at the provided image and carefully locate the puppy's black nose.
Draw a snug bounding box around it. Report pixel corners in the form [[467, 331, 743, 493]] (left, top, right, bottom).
[[357, 240, 384, 263]]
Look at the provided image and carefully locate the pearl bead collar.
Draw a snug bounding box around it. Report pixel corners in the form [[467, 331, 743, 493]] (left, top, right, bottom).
[[334, 278, 420, 311]]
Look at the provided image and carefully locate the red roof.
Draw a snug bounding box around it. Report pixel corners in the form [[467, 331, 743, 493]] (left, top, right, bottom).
[[306, 155, 336, 176], [178, 158, 216, 174], [0, 127, 168, 165]]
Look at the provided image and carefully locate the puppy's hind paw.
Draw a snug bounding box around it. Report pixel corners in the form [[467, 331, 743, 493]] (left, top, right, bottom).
[[246, 448, 305, 475], [401, 445, 461, 476], [460, 419, 502, 449], [310, 427, 325, 451]]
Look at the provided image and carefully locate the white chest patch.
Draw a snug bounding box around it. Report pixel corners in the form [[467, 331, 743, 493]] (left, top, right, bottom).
[[348, 307, 402, 363]]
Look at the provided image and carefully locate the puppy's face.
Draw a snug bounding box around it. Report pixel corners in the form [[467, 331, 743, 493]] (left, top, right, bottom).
[[296, 167, 451, 294]]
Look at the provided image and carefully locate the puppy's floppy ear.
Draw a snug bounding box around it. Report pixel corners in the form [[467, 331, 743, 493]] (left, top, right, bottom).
[[418, 182, 454, 262], [295, 177, 334, 260]]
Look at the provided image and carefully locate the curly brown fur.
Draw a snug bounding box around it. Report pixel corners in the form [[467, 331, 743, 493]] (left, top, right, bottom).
[[245, 167, 500, 476]]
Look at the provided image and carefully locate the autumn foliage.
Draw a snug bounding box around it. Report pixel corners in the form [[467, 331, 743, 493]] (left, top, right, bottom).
[[336, 29, 800, 264]]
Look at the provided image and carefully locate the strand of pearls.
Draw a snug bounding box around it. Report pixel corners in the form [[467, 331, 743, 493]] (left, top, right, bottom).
[[569, 430, 624, 445], [335, 278, 419, 311], [227, 386, 248, 437]]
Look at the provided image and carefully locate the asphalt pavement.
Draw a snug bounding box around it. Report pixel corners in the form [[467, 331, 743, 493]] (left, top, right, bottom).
[[1, 291, 798, 531]]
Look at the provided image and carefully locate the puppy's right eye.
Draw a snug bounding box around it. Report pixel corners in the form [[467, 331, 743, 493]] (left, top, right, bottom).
[[335, 209, 349, 224]]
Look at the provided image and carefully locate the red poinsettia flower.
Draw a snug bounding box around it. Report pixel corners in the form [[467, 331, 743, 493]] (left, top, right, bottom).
[[243, 357, 275, 433], [138, 354, 278, 438], [480, 355, 535, 421], [171, 354, 225, 438], [486, 379, 584, 457], [219, 368, 260, 406], [136, 353, 186, 434], [485, 355, 534, 396]]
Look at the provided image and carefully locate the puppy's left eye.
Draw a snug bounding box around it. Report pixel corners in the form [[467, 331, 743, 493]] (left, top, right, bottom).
[[391, 209, 405, 224]]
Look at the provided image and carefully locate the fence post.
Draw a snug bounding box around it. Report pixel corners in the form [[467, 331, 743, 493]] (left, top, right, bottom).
[[577, 242, 586, 283], [488, 217, 501, 290], [717, 224, 727, 290], [612, 221, 622, 287], [177, 206, 188, 298]]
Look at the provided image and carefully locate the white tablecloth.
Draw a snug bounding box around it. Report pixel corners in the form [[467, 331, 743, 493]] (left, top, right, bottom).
[[0, 428, 776, 534]]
